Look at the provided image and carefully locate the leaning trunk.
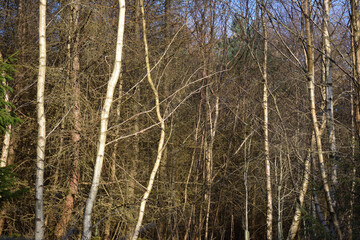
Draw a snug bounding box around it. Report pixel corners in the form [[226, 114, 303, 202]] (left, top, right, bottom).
[[286, 136, 312, 240], [304, 0, 342, 238], [130, 0, 166, 238], [82, 1, 126, 239]]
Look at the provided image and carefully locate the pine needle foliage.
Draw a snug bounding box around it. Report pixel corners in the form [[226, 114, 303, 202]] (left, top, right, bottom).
[[0, 54, 22, 134]]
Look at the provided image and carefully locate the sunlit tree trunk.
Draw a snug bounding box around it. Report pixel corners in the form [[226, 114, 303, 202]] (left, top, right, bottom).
[[104, 78, 123, 240], [350, 0, 360, 141], [35, 0, 47, 239], [204, 91, 219, 240], [82, 1, 125, 239], [322, 0, 338, 193], [0, 52, 12, 236], [244, 133, 250, 240], [131, 0, 166, 238], [261, 1, 272, 239], [55, 2, 81, 238], [304, 0, 342, 238], [0, 100, 11, 168], [287, 137, 311, 240]]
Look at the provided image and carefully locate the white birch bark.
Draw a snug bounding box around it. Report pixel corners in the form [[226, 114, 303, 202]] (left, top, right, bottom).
[[286, 140, 311, 240], [204, 93, 219, 240], [0, 52, 11, 167], [261, 1, 272, 239], [35, 0, 47, 239], [0, 125, 11, 168], [304, 1, 342, 238], [131, 0, 166, 238], [0, 51, 12, 238], [322, 0, 338, 191], [81, 1, 125, 239], [0, 54, 11, 168]]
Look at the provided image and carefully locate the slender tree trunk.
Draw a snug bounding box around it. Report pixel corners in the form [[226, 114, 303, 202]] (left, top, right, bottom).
[[0, 123, 11, 168], [82, 1, 125, 239], [286, 138, 311, 240], [0, 83, 11, 168], [276, 153, 283, 240], [350, 0, 360, 141], [131, 0, 166, 238], [322, 0, 338, 193], [349, 2, 360, 238], [126, 0, 141, 234], [0, 52, 12, 236], [304, 0, 342, 238], [204, 92, 219, 240], [348, 22, 357, 239], [261, 1, 272, 239], [35, 0, 47, 239], [244, 139, 250, 240], [348, 86, 356, 239], [55, 2, 81, 238], [104, 78, 123, 240]]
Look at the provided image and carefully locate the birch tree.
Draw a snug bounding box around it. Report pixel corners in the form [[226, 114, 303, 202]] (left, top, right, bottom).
[[131, 0, 166, 238], [0, 52, 13, 168], [35, 0, 47, 239], [286, 144, 311, 240], [261, 1, 272, 239], [304, 0, 342, 238], [322, 0, 338, 191], [82, 1, 126, 239]]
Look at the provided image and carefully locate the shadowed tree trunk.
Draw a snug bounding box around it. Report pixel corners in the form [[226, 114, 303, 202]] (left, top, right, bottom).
[[54, 2, 81, 238]]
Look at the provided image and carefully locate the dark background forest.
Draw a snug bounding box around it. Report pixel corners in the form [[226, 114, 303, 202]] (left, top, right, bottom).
[[0, 0, 359, 239]]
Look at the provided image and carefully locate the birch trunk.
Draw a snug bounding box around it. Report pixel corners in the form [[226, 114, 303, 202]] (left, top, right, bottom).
[[204, 92, 219, 240], [0, 53, 11, 168], [0, 117, 11, 168], [304, 0, 342, 238], [0, 52, 12, 236], [261, 1, 272, 239], [322, 0, 338, 192], [131, 0, 166, 238], [82, 1, 125, 239], [286, 139, 311, 240], [35, 0, 47, 239]]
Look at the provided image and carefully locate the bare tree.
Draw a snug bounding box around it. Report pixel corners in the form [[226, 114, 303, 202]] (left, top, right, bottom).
[[322, 0, 338, 192], [351, 0, 360, 141], [261, 1, 272, 239], [131, 0, 166, 238], [286, 142, 311, 240], [304, 0, 342, 238], [54, 1, 81, 238], [35, 0, 47, 239], [82, 0, 126, 239]]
